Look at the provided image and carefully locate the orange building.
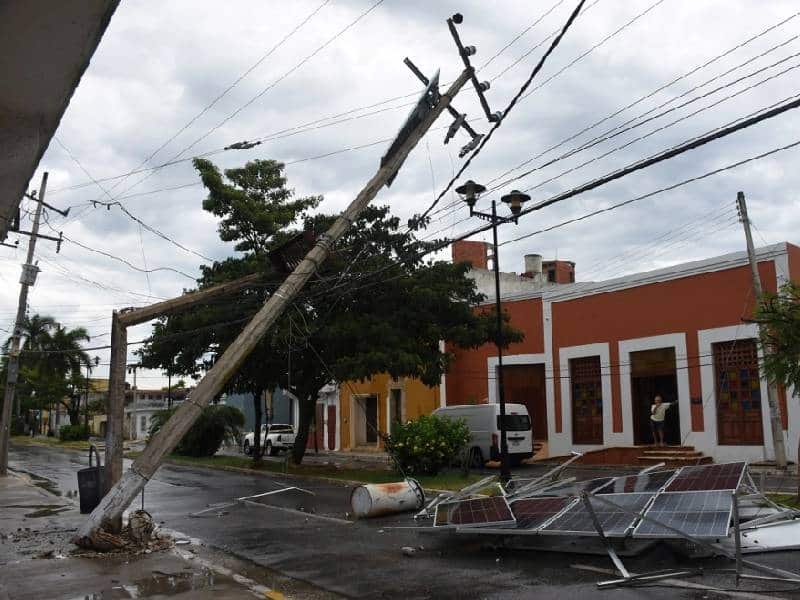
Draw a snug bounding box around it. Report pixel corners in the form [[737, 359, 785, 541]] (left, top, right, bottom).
[[444, 240, 800, 463], [338, 374, 442, 451]]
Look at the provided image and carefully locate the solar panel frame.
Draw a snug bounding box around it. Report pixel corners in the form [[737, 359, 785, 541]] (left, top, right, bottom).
[[597, 470, 676, 495], [434, 496, 516, 529], [632, 490, 733, 539], [664, 462, 746, 493], [532, 476, 616, 497], [510, 497, 575, 531], [539, 493, 655, 538]]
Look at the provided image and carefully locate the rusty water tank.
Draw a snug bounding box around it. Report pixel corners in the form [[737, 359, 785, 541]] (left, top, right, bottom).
[[350, 479, 425, 518]]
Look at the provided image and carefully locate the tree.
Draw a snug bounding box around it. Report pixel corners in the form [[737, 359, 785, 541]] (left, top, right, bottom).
[[138, 157, 522, 465], [755, 281, 800, 494]]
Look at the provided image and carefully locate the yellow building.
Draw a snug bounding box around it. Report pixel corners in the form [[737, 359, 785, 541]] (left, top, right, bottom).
[[339, 374, 442, 451]]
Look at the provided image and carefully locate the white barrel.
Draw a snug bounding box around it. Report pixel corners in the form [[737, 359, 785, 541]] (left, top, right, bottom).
[[350, 479, 425, 518]]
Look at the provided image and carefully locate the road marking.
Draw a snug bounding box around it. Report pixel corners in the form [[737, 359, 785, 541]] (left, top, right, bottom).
[[241, 499, 353, 525]]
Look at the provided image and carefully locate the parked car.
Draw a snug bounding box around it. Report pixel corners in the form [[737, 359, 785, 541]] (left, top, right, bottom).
[[242, 424, 296, 456], [433, 403, 534, 467]]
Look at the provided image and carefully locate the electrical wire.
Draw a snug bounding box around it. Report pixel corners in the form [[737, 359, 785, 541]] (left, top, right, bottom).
[[417, 0, 589, 221], [101, 0, 331, 201], [109, 0, 386, 207]]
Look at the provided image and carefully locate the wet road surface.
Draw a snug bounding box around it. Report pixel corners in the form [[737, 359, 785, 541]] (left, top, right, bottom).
[[8, 444, 800, 599]]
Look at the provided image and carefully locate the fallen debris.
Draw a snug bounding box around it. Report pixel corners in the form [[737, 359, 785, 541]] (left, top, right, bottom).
[[412, 461, 800, 591]]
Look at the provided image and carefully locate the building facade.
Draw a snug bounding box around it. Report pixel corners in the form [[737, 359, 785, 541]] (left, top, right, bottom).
[[338, 374, 441, 451], [444, 240, 800, 463]]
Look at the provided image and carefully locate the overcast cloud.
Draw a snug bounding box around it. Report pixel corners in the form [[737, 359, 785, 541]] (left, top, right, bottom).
[[3, 0, 799, 388]]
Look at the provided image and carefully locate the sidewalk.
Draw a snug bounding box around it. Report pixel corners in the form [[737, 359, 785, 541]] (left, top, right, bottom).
[[0, 471, 286, 599]]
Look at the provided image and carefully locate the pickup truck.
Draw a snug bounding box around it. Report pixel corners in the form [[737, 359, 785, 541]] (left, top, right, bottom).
[[242, 424, 296, 456]]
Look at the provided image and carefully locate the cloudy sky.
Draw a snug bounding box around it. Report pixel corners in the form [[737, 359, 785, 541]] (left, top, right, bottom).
[[3, 0, 799, 388]]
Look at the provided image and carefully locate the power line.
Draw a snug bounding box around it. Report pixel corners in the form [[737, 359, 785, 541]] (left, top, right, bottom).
[[417, 0, 589, 221], [41, 211, 196, 280], [109, 0, 387, 207], [498, 138, 800, 248], [492, 47, 800, 194], [483, 11, 800, 190], [102, 0, 331, 200]]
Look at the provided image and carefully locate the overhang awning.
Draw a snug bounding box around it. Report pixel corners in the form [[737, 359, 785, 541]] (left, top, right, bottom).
[[0, 1, 121, 240]]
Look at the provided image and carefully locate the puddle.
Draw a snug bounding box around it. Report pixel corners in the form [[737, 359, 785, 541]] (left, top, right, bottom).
[[11, 468, 63, 496], [68, 568, 231, 599], [25, 506, 71, 518], [2, 503, 72, 518]]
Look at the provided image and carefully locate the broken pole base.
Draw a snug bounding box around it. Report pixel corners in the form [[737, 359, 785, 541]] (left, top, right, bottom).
[[73, 468, 148, 549]]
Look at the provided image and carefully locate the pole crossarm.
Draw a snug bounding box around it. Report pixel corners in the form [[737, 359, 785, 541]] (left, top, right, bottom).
[[75, 67, 473, 547], [119, 272, 264, 327]]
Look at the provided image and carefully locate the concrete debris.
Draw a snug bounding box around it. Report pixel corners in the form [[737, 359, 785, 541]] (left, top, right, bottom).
[[129, 510, 155, 545]]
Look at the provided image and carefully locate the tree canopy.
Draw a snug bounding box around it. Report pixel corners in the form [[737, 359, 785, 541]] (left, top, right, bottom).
[[2, 315, 92, 428], [138, 157, 522, 463]]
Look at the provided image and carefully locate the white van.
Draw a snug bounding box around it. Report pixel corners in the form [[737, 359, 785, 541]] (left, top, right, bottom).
[[433, 403, 534, 467]]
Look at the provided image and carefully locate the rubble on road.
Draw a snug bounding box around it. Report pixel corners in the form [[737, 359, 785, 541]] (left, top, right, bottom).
[[411, 458, 800, 591]]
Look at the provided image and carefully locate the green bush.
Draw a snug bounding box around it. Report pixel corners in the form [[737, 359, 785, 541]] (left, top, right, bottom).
[[382, 414, 470, 476], [149, 404, 244, 457], [59, 424, 90, 441]]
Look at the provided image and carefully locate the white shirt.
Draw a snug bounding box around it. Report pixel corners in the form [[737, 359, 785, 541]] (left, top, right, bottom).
[[650, 402, 672, 422]]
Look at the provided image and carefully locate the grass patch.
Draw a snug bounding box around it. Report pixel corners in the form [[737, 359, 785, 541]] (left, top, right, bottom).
[[134, 452, 483, 491], [768, 493, 800, 509], [10, 435, 93, 451]]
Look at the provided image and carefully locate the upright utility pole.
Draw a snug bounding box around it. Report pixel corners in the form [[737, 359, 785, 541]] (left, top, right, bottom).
[[75, 69, 473, 546], [737, 191, 787, 469], [0, 172, 48, 475]]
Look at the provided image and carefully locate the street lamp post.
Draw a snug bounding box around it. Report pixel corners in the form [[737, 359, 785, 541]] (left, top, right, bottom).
[[84, 356, 100, 430], [455, 181, 530, 481]]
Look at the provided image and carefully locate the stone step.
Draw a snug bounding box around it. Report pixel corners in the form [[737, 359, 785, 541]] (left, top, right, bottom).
[[641, 450, 704, 458], [638, 445, 696, 453], [637, 454, 713, 465]]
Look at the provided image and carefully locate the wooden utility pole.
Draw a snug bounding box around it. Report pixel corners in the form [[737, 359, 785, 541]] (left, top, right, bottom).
[[737, 191, 787, 469], [75, 69, 472, 546], [0, 172, 48, 475]]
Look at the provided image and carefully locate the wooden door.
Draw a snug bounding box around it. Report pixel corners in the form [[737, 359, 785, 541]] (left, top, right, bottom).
[[501, 364, 547, 440], [327, 405, 336, 450], [365, 396, 378, 443], [714, 339, 764, 445], [570, 356, 603, 444], [315, 403, 325, 449], [630, 348, 680, 445]]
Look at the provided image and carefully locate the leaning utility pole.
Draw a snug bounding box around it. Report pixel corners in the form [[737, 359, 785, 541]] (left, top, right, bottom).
[[737, 191, 787, 469], [0, 172, 48, 475], [75, 69, 473, 546]]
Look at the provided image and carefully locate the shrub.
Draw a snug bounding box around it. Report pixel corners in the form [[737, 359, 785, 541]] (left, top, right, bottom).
[[149, 404, 245, 457], [59, 424, 90, 441], [382, 414, 470, 476]]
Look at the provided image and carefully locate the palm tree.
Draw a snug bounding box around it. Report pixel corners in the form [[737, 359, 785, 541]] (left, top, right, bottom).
[[1, 314, 58, 421], [46, 325, 91, 424]]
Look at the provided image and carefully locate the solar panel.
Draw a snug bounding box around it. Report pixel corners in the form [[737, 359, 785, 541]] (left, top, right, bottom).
[[665, 462, 746, 492], [434, 496, 516, 528], [633, 490, 733, 538], [540, 493, 653, 537], [510, 497, 574, 530], [598, 470, 675, 494], [534, 477, 615, 497]]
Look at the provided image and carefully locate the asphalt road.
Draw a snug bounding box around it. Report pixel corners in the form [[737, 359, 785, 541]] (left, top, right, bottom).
[[8, 444, 800, 599]]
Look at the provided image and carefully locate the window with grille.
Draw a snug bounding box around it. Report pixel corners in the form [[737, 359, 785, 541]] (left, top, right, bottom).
[[713, 339, 764, 445]]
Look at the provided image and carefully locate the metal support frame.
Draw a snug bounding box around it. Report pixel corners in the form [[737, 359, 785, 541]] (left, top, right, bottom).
[[732, 491, 742, 585], [591, 492, 800, 583], [580, 492, 630, 579], [507, 452, 583, 499]]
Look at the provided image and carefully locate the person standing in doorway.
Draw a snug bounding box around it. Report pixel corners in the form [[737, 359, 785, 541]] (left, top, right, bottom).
[[650, 395, 673, 447]]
